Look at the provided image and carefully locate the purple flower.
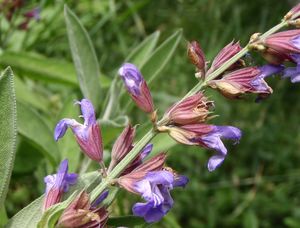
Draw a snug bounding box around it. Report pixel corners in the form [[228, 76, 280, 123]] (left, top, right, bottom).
[[200, 126, 242, 171], [208, 65, 283, 99], [118, 63, 154, 113], [283, 54, 300, 83], [54, 99, 103, 162], [160, 124, 241, 171], [132, 171, 188, 223], [43, 159, 77, 211], [91, 190, 109, 209]]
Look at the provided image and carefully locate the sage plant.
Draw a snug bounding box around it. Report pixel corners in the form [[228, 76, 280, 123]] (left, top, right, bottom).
[[9, 3, 300, 227]]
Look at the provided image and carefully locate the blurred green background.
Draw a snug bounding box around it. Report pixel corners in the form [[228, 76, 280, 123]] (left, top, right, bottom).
[[1, 0, 300, 227]]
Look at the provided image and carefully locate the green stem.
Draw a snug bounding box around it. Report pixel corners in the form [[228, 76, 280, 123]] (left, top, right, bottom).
[[90, 129, 157, 201], [90, 16, 290, 201]]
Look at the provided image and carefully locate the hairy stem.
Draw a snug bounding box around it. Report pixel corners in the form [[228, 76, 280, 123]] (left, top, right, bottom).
[[90, 17, 290, 202]]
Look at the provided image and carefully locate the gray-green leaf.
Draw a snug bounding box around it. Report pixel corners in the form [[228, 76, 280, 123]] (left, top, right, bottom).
[[126, 31, 160, 68], [17, 101, 59, 167], [6, 196, 44, 228], [0, 52, 78, 86], [141, 29, 182, 83], [0, 67, 17, 207], [64, 5, 102, 109]]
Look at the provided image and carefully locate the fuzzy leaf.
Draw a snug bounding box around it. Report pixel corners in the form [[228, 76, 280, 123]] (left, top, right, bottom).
[[126, 31, 160, 68], [17, 101, 59, 167], [0, 52, 77, 85], [0, 67, 17, 207], [64, 5, 102, 108], [6, 196, 44, 228]]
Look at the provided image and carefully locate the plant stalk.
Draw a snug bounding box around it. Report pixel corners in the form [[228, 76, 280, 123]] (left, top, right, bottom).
[[90, 17, 290, 202]]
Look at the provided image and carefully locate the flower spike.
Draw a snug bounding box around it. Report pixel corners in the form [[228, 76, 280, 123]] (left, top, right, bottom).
[[54, 99, 103, 163], [118, 63, 154, 113]]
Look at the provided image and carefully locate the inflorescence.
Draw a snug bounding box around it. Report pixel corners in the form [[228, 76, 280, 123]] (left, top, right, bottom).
[[41, 3, 300, 227]]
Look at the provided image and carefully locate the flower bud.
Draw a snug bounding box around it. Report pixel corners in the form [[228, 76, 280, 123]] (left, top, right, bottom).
[[108, 124, 153, 174], [187, 41, 206, 76], [58, 191, 108, 228], [111, 125, 135, 163], [118, 63, 154, 113], [259, 30, 300, 64], [207, 41, 243, 74], [266, 30, 300, 52], [208, 65, 284, 99], [165, 92, 213, 125]]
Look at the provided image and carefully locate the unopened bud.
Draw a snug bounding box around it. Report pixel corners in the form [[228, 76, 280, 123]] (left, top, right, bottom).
[[164, 93, 213, 125], [187, 41, 206, 76]]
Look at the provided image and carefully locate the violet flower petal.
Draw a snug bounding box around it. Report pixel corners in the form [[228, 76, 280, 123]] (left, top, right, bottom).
[[76, 99, 96, 126], [201, 126, 241, 171], [207, 155, 226, 172], [140, 144, 153, 160], [118, 63, 143, 96], [292, 35, 300, 49], [91, 190, 109, 208], [173, 175, 189, 188]]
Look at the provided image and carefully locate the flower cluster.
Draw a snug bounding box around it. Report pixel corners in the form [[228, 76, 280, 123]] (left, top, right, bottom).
[[48, 96, 187, 224]]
